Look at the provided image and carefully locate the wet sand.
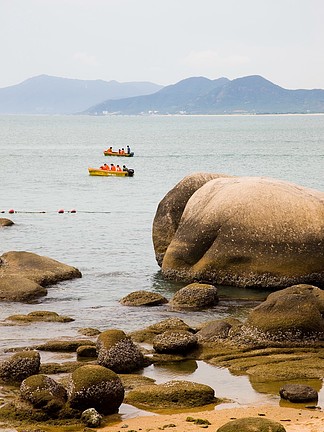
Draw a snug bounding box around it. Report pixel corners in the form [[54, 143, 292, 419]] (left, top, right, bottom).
[[103, 405, 324, 432]]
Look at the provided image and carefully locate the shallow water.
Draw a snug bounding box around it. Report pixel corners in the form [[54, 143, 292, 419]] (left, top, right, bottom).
[[0, 114, 323, 412]]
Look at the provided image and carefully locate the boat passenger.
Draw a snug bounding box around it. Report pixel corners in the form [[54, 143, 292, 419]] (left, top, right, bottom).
[[116, 165, 122, 171], [102, 163, 110, 170], [100, 165, 105, 170], [121, 148, 125, 154], [107, 146, 113, 153], [110, 163, 116, 171], [122, 165, 129, 172], [118, 149, 121, 154], [126, 145, 131, 154]]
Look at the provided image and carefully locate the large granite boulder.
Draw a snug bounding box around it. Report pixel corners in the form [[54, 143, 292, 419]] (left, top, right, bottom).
[[0, 350, 40, 383], [0, 251, 82, 301], [67, 364, 124, 414], [242, 284, 324, 341], [153, 174, 324, 288], [126, 380, 215, 409], [97, 329, 145, 373], [0, 276, 47, 302], [0, 251, 82, 285], [216, 417, 286, 432], [153, 172, 232, 266]]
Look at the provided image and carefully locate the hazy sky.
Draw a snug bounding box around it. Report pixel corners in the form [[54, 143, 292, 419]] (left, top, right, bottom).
[[1, 0, 323, 89]]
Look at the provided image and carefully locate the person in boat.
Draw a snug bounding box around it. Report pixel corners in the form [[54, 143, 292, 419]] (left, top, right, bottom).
[[122, 164, 129, 172], [107, 146, 113, 153], [102, 163, 110, 170], [121, 148, 125, 154], [100, 164, 105, 170], [126, 145, 131, 154], [116, 164, 122, 171], [110, 163, 116, 171]]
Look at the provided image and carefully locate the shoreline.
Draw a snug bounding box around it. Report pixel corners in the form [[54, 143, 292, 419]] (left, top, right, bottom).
[[103, 404, 324, 432]]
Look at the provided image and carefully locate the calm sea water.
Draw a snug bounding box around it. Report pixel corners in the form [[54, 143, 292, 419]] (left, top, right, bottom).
[[0, 114, 323, 411]]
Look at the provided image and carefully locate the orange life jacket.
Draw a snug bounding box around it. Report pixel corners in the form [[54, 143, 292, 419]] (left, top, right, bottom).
[[111, 165, 116, 171]]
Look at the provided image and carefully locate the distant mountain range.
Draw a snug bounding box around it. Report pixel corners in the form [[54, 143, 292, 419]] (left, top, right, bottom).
[[0, 75, 163, 114], [1, 74, 324, 115], [85, 75, 324, 115]]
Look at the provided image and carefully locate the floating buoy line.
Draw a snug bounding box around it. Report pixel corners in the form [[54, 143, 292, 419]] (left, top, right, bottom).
[[0, 209, 112, 214]]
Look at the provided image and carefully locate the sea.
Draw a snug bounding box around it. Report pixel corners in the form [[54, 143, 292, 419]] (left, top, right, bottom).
[[0, 113, 324, 413]]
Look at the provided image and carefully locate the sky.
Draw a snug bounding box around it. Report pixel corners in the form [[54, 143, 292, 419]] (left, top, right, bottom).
[[1, 0, 324, 89]]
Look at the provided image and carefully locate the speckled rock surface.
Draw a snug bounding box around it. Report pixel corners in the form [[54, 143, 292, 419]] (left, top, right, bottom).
[[0, 350, 40, 383], [67, 364, 124, 414], [153, 330, 198, 354], [97, 329, 145, 373], [20, 374, 67, 412], [242, 284, 324, 342], [170, 283, 218, 309]]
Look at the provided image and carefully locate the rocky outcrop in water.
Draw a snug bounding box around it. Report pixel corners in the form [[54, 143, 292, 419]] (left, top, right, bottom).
[[0, 251, 82, 301], [153, 330, 198, 354], [97, 329, 146, 373], [130, 317, 195, 343], [170, 282, 218, 309], [6, 310, 74, 323], [120, 290, 168, 306], [153, 173, 324, 288], [241, 284, 324, 342], [0, 218, 14, 227]]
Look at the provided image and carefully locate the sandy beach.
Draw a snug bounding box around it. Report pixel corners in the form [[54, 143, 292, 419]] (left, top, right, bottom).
[[103, 405, 324, 432]]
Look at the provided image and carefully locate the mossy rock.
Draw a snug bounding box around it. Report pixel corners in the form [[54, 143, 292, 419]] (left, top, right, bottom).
[[78, 327, 101, 336], [20, 374, 67, 414], [170, 283, 218, 309], [130, 317, 194, 343], [68, 364, 124, 415], [120, 290, 168, 306], [97, 329, 145, 373], [153, 330, 198, 354], [118, 373, 155, 391], [76, 345, 97, 358], [35, 339, 95, 351], [126, 380, 215, 409], [216, 416, 286, 431], [6, 310, 74, 323], [0, 350, 40, 383], [40, 360, 94, 375], [243, 284, 324, 341]]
